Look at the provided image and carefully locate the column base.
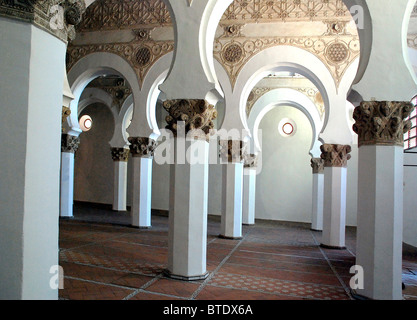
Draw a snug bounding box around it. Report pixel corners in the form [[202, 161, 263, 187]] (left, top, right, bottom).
[[163, 269, 209, 281], [350, 290, 373, 300], [60, 216, 74, 220], [320, 243, 346, 250], [310, 228, 322, 232], [218, 234, 243, 240], [242, 223, 255, 226], [131, 226, 152, 230]]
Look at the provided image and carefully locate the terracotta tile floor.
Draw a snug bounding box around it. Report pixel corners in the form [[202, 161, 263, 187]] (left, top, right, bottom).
[[58, 204, 417, 301]]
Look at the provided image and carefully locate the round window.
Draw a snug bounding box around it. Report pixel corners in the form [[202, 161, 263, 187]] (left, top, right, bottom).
[[278, 118, 296, 137], [79, 115, 93, 132]]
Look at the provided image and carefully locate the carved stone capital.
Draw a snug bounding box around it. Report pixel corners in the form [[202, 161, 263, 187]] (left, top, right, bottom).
[[61, 133, 80, 153], [163, 99, 217, 140], [0, 0, 86, 42], [219, 140, 246, 163], [62, 106, 71, 131], [353, 101, 414, 147], [111, 147, 129, 162], [243, 153, 258, 168], [311, 158, 324, 174], [320, 144, 351, 168], [128, 137, 157, 158]]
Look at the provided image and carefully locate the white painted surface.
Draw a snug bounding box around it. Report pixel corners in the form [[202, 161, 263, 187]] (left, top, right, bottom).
[[131, 157, 153, 228], [321, 167, 347, 248], [168, 138, 209, 278], [221, 162, 244, 238], [0, 18, 65, 299], [113, 161, 128, 211], [61, 152, 75, 218], [356, 145, 404, 300], [311, 173, 324, 231], [242, 168, 257, 225]]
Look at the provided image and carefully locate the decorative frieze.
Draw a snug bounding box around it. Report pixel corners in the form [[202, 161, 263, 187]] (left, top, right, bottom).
[[353, 101, 414, 147], [243, 152, 258, 168], [0, 0, 86, 41], [61, 133, 80, 153], [111, 147, 130, 162], [128, 137, 157, 158], [219, 140, 246, 163], [163, 99, 217, 139], [320, 144, 351, 168], [311, 157, 325, 174]]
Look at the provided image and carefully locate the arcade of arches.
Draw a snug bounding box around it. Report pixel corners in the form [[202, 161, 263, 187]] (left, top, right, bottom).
[[1, 0, 417, 300]]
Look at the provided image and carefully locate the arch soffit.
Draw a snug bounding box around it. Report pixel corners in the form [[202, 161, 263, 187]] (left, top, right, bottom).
[[248, 88, 322, 155]]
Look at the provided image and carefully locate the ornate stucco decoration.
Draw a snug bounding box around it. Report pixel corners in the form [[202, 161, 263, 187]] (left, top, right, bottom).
[[310, 157, 325, 174], [111, 147, 130, 162], [66, 41, 175, 86], [128, 137, 157, 158], [219, 140, 246, 163], [0, 0, 86, 42], [216, 0, 359, 89], [352, 101, 414, 147], [320, 144, 351, 168], [243, 152, 258, 168], [163, 99, 217, 140], [245, 83, 325, 118], [61, 133, 80, 153]]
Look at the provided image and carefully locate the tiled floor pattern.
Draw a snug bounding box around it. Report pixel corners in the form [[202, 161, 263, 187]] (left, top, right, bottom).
[[58, 209, 417, 300]]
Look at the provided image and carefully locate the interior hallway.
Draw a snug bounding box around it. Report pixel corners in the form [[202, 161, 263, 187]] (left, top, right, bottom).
[[58, 203, 417, 300]]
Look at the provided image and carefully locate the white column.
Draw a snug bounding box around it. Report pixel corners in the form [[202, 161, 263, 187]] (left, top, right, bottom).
[[60, 151, 75, 218], [0, 16, 67, 299], [131, 156, 153, 228], [113, 160, 128, 212], [352, 101, 413, 300], [320, 144, 351, 249], [322, 166, 347, 248], [310, 158, 324, 231], [220, 162, 244, 238], [242, 167, 256, 225], [311, 173, 324, 231], [356, 145, 404, 300], [168, 138, 209, 280]]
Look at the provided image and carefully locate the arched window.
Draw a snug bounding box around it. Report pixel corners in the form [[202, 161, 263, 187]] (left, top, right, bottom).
[[404, 96, 417, 151]]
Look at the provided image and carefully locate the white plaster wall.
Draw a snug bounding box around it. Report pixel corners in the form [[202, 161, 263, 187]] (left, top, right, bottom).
[[255, 106, 313, 223], [74, 103, 115, 205]]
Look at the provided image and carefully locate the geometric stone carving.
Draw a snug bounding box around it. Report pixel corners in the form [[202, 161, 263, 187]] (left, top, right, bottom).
[[353, 101, 415, 147], [219, 140, 246, 163], [320, 144, 352, 168], [61, 133, 80, 153], [111, 147, 130, 162], [311, 157, 325, 174], [0, 0, 86, 41], [128, 137, 157, 158], [163, 99, 217, 139], [243, 152, 258, 168]]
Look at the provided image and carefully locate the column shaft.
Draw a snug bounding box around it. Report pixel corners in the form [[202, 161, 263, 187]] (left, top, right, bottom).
[[113, 161, 128, 211], [168, 138, 209, 280], [221, 162, 244, 238], [311, 173, 324, 231], [60, 152, 75, 218], [352, 100, 413, 300], [356, 145, 404, 300], [242, 168, 256, 225]]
